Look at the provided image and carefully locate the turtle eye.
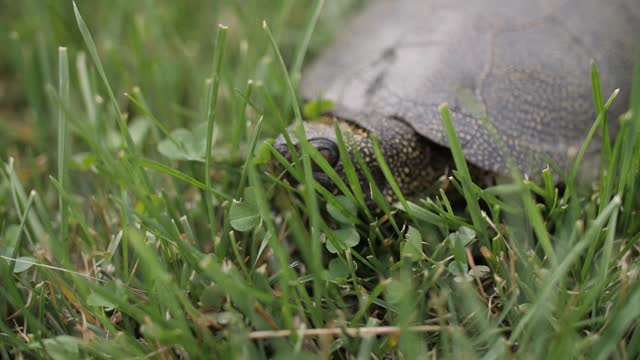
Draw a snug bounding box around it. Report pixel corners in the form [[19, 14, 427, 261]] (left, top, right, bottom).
[[309, 138, 339, 168]]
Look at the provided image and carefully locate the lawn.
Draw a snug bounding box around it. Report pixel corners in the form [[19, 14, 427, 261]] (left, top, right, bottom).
[[1, 1, 639, 358]]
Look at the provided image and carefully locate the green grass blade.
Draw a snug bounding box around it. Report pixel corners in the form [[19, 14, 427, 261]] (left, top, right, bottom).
[[370, 134, 414, 220], [204, 24, 228, 247], [72, 1, 135, 153], [510, 195, 621, 341], [566, 88, 619, 188], [56, 46, 69, 261], [591, 62, 611, 168], [439, 103, 488, 244], [139, 159, 230, 200]]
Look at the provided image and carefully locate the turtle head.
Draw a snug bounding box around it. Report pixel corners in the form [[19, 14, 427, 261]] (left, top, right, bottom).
[[273, 115, 442, 201], [273, 117, 352, 190]]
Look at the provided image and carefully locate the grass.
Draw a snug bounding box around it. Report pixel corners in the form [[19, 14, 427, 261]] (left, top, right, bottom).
[[1, 0, 640, 358]]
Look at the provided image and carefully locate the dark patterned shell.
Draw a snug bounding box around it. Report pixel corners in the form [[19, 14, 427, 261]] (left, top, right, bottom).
[[301, 0, 639, 175]]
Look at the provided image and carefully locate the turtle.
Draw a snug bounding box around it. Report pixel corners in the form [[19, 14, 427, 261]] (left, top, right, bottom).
[[274, 0, 639, 201]]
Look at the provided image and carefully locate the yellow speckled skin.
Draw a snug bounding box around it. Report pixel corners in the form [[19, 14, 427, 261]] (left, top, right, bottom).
[[276, 116, 460, 200], [336, 116, 451, 200]]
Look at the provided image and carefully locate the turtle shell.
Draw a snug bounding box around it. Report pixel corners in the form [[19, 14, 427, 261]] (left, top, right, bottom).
[[301, 0, 640, 176]]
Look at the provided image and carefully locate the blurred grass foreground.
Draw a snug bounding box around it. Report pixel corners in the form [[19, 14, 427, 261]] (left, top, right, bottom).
[[1, 1, 640, 359]]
